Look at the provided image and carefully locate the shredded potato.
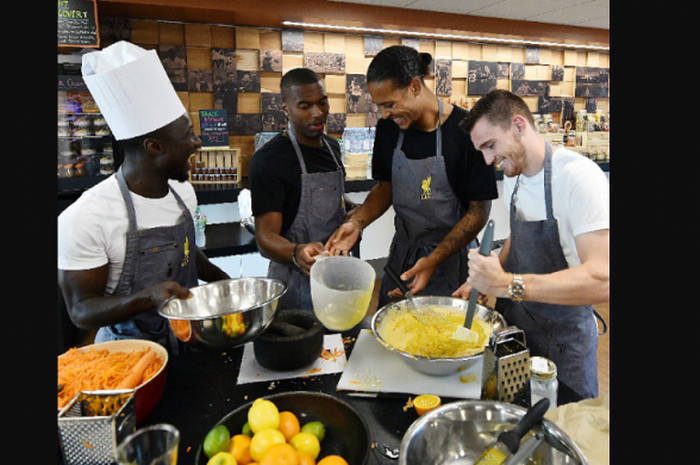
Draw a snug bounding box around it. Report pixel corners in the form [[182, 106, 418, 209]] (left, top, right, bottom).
[[378, 306, 493, 358], [58, 347, 163, 410]]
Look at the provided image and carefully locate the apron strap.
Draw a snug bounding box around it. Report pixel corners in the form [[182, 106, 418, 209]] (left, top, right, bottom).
[[593, 307, 608, 335], [116, 166, 188, 229], [543, 142, 555, 220], [116, 167, 138, 232], [287, 122, 342, 174], [510, 142, 555, 221]]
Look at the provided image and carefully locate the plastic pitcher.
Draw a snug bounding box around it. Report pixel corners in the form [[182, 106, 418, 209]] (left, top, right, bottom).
[[310, 256, 376, 331]]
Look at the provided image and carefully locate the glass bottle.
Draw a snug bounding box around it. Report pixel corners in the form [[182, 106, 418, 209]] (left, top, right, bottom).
[[529, 356, 558, 410]]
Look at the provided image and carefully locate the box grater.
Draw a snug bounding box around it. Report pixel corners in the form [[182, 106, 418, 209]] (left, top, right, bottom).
[[58, 389, 136, 465], [480, 326, 531, 407]]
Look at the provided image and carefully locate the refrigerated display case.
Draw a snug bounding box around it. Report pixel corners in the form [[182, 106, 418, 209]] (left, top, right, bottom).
[[58, 63, 121, 196]]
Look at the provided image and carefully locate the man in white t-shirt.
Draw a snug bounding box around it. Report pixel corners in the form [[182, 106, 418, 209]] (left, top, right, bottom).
[[454, 90, 609, 399], [58, 42, 228, 346]]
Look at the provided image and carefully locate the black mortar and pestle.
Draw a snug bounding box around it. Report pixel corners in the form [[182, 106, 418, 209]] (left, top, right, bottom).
[[253, 309, 324, 371]]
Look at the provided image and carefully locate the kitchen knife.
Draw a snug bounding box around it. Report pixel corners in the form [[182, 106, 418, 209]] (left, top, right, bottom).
[[473, 398, 550, 465], [463, 219, 495, 330]]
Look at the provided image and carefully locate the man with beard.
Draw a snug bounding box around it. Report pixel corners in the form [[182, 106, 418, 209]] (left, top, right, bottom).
[[250, 68, 358, 310], [454, 89, 609, 399], [58, 41, 229, 346]]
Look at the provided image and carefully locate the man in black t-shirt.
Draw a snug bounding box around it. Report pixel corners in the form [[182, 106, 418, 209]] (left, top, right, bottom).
[[249, 68, 358, 310], [326, 46, 497, 307]]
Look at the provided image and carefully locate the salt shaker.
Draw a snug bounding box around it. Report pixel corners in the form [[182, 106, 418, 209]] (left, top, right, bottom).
[[529, 356, 558, 410]]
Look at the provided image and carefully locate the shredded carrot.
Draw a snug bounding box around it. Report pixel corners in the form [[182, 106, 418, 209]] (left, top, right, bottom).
[[58, 347, 163, 410]]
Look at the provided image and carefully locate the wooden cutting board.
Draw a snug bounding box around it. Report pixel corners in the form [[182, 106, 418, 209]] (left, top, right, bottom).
[[337, 329, 482, 399]]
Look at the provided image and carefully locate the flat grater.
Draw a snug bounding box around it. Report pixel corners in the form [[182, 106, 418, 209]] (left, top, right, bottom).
[[481, 326, 531, 407]]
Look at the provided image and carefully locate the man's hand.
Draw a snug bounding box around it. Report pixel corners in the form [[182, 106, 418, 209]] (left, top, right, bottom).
[[325, 222, 361, 256], [465, 249, 510, 298], [140, 281, 193, 305], [295, 242, 327, 276], [387, 256, 438, 299]]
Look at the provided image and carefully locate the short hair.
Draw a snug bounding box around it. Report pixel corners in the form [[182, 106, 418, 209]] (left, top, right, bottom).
[[367, 45, 433, 90], [118, 113, 186, 154], [280, 68, 323, 101], [459, 90, 535, 134]]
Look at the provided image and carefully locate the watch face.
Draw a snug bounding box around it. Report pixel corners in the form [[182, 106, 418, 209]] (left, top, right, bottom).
[[509, 280, 525, 300]]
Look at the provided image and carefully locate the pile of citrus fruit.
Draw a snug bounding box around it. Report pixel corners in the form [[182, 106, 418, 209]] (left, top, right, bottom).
[[203, 397, 350, 465]]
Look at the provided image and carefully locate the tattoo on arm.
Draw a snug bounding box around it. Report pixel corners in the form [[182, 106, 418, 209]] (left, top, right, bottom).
[[433, 200, 492, 260]]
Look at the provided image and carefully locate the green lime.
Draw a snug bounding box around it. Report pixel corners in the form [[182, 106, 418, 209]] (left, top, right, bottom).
[[300, 421, 326, 442], [203, 425, 230, 459], [241, 421, 253, 437]]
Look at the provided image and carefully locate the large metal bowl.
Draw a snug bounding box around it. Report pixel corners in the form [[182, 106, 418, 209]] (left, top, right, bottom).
[[399, 400, 588, 464], [157, 278, 286, 351], [370, 296, 507, 376]]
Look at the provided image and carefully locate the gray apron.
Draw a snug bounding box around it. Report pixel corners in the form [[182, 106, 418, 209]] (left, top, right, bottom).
[[500, 143, 599, 399], [95, 168, 199, 345], [378, 98, 476, 308], [267, 126, 351, 310]]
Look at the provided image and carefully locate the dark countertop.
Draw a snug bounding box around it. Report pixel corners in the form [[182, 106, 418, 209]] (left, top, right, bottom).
[[57, 320, 583, 465], [129, 324, 582, 465]]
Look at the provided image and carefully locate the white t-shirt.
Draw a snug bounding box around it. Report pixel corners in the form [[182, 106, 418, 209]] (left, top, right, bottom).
[[502, 147, 609, 268], [58, 175, 198, 294]]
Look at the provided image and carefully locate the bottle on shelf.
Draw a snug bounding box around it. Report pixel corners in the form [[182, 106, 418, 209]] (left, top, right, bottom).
[[193, 206, 207, 248]]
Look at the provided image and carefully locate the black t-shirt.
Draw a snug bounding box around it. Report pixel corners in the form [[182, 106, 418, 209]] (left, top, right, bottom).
[[249, 133, 344, 236], [372, 105, 498, 209]]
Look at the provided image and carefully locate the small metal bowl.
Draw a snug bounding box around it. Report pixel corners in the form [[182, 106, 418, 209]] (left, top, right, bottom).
[[158, 278, 286, 351], [370, 296, 507, 376], [399, 400, 588, 465]]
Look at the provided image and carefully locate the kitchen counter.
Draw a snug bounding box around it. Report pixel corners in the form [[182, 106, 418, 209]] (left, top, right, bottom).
[[106, 322, 582, 465]]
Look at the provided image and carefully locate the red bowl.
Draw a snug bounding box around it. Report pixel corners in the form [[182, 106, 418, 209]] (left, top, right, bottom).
[[58, 339, 168, 423]]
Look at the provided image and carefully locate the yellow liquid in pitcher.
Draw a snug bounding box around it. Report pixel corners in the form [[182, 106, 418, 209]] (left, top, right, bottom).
[[313, 288, 372, 331]]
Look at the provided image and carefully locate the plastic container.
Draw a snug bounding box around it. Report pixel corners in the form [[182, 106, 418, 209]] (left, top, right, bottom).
[[310, 256, 375, 331], [193, 206, 207, 248]]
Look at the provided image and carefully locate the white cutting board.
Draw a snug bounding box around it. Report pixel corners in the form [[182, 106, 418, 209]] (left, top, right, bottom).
[[337, 329, 482, 399]]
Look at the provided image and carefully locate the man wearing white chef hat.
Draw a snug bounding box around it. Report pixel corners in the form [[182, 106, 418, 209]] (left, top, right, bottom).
[[58, 41, 228, 347]]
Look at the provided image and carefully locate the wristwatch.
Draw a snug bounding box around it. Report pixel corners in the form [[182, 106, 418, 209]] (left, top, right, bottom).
[[508, 274, 526, 302]]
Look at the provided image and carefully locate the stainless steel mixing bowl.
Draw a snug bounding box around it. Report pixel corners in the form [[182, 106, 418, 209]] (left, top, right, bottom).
[[370, 296, 507, 376], [399, 400, 588, 465], [157, 278, 286, 351]]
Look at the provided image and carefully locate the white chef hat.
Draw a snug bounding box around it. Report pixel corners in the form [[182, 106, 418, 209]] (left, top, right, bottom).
[[81, 41, 186, 140]]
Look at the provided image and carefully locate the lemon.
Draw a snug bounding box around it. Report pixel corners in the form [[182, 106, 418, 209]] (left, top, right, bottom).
[[249, 428, 286, 462], [289, 432, 321, 459], [206, 451, 238, 465], [413, 394, 441, 416], [247, 398, 280, 433]]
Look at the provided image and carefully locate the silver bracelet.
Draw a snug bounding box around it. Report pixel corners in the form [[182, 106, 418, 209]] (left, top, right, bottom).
[[291, 243, 302, 270]]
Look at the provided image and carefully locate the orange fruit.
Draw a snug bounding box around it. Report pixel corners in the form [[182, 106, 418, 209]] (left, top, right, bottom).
[[297, 452, 316, 465], [413, 394, 441, 416], [317, 456, 349, 465], [229, 434, 253, 464], [260, 443, 299, 465], [277, 411, 301, 442]]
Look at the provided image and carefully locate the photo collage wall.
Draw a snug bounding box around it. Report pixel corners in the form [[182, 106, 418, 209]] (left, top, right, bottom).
[[98, 17, 610, 165]]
